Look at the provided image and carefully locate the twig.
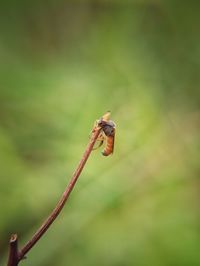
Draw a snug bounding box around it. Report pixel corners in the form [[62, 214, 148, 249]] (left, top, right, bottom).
[[7, 125, 102, 266], [7, 234, 19, 266]]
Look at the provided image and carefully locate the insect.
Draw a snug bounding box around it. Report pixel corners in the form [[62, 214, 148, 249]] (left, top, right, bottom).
[[92, 111, 116, 156]]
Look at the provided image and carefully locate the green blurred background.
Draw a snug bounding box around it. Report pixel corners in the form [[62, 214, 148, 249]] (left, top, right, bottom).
[[0, 1, 200, 265]]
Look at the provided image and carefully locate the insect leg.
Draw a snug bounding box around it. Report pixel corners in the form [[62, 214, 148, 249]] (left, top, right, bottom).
[[92, 132, 105, 150]]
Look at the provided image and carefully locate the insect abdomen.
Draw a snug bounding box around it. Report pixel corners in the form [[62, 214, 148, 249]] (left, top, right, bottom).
[[102, 136, 114, 156]]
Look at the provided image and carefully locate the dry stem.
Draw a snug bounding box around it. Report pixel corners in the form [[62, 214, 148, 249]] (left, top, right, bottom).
[[7, 125, 101, 266]]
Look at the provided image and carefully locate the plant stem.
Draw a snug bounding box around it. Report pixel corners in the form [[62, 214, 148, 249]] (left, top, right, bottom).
[[7, 234, 19, 266], [7, 126, 101, 266]]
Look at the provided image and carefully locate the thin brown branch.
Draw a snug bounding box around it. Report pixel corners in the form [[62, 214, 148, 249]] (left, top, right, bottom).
[[7, 234, 19, 266], [7, 125, 102, 266]]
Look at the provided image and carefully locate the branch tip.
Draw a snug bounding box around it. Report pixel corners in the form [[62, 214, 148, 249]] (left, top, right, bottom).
[[10, 234, 18, 243], [7, 233, 19, 266]]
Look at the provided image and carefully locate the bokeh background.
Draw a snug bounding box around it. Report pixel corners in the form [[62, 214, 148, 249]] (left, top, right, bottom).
[[0, 1, 200, 265]]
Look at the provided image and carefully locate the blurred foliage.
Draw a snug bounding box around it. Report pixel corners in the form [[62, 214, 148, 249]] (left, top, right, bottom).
[[0, 1, 200, 265]]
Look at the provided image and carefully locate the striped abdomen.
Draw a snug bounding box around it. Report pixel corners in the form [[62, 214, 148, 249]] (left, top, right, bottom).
[[102, 135, 114, 156]]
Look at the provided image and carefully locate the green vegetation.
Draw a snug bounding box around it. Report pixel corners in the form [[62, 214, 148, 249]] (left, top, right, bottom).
[[1, 1, 200, 265]]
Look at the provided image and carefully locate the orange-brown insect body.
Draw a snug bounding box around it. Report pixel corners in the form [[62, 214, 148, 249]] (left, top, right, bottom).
[[102, 134, 115, 156], [96, 111, 116, 156]]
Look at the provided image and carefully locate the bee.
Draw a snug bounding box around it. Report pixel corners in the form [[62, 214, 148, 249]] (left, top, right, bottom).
[[93, 111, 116, 156]]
